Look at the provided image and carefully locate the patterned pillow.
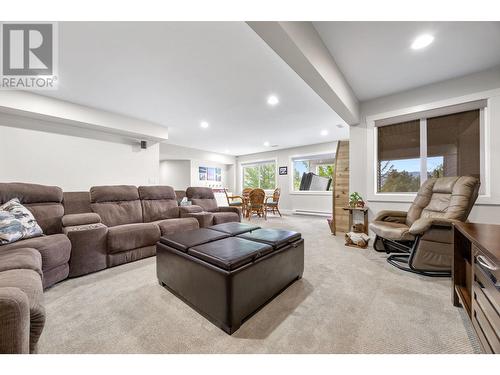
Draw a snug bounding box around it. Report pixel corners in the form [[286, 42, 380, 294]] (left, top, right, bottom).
[[0, 198, 43, 245]]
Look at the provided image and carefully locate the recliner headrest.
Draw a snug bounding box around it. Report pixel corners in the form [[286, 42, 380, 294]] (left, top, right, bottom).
[[138, 186, 176, 200], [90, 185, 139, 203]]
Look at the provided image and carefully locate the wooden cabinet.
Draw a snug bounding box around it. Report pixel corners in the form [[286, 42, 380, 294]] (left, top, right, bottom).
[[453, 223, 500, 353]]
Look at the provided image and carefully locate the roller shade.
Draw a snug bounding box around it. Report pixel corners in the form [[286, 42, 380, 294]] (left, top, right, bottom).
[[375, 99, 487, 127]]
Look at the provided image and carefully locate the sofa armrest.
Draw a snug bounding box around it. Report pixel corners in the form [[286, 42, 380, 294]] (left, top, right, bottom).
[[62, 213, 101, 227], [218, 206, 242, 221], [179, 205, 203, 214], [63, 223, 108, 277], [0, 287, 30, 354], [373, 210, 408, 223], [409, 218, 459, 235]]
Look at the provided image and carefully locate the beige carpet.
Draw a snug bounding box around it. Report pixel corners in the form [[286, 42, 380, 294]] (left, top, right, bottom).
[[39, 214, 480, 353]]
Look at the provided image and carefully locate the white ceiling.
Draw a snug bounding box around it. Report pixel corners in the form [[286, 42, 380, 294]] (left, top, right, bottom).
[[40, 22, 348, 156], [314, 21, 500, 101]]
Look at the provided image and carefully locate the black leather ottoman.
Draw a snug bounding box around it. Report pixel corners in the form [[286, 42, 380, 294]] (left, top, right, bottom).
[[156, 226, 304, 334]]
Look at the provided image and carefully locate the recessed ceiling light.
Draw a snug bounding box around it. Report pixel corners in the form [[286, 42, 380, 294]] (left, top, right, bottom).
[[224, 149, 230, 154], [320, 129, 328, 136], [263, 141, 270, 147], [411, 34, 434, 50], [267, 95, 279, 106], [200, 121, 209, 129]]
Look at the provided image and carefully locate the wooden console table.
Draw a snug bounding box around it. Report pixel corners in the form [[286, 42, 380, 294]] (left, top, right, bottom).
[[453, 223, 499, 353]]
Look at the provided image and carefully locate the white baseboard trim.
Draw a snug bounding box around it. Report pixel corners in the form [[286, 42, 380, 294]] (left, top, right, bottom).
[[292, 209, 331, 217]]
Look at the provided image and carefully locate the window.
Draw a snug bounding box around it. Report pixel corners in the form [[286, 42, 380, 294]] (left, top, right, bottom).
[[292, 154, 335, 191], [377, 120, 421, 192], [242, 161, 276, 190], [377, 109, 481, 193]]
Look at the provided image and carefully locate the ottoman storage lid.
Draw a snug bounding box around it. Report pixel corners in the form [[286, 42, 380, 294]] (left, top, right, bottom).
[[188, 237, 273, 270], [160, 228, 229, 252], [209, 222, 261, 236], [237, 228, 301, 249]]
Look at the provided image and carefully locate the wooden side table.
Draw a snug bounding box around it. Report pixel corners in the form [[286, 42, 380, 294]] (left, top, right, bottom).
[[342, 206, 369, 235]]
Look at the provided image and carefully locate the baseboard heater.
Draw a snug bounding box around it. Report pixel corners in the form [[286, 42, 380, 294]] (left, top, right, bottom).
[[293, 209, 331, 217]]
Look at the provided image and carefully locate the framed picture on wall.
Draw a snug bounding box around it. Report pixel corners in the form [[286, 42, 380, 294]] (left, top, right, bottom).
[[279, 166, 288, 175], [207, 167, 215, 181], [199, 166, 207, 180]]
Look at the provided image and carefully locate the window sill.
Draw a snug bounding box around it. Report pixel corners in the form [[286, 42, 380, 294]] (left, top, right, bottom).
[[289, 191, 332, 196]]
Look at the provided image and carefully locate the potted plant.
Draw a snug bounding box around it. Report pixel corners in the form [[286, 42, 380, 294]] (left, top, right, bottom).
[[349, 192, 365, 208]]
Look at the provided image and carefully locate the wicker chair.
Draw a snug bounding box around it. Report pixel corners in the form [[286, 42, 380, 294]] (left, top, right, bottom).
[[247, 188, 266, 220], [224, 189, 244, 213], [265, 187, 282, 217]]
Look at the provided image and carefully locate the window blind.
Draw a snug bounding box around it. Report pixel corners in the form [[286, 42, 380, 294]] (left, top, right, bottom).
[[374, 99, 487, 127]]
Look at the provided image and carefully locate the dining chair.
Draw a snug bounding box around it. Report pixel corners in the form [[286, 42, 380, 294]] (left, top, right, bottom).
[[223, 189, 244, 213], [265, 187, 282, 217], [247, 188, 266, 220]]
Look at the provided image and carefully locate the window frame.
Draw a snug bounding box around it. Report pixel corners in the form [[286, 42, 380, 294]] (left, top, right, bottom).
[[240, 159, 277, 191], [289, 152, 336, 195], [370, 104, 488, 201]]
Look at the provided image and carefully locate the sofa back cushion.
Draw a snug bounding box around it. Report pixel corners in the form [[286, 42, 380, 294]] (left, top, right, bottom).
[[406, 176, 480, 226], [138, 186, 179, 222], [186, 187, 218, 212], [0, 182, 64, 235], [90, 185, 142, 227]]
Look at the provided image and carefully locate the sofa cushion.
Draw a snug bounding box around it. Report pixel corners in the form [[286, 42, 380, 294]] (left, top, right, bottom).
[[107, 223, 160, 253], [0, 183, 64, 235], [0, 269, 45, 353], [0, 248, 42, 276], [369, 221, 415, 241], [90, 186, 143, 227], [0, 234, 71, 271], [186, 187, 219, 212], [155, 218, 199, 237], [0, 199, 43, 245], [213, 212, 240, 225], [139, 186, 180, 222]]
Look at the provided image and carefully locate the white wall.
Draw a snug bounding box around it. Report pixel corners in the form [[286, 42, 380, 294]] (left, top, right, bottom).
[[350, 66, 500, 226], [160, 143, 236, 193], [236, 141, 340, 214], [0, 125, 160, 191], [159, 160, 191, 190]]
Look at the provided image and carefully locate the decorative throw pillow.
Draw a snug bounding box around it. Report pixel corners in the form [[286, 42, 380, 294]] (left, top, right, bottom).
[[0, 198, 43, 245]]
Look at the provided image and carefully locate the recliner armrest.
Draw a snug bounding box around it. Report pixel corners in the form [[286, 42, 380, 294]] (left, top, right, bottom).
[[218, 206, 242, 221], [0, 287, 30, 354], [179, 205, 204, 214], [409, 217, 459, 235], [62, 213, 101, 227], [373, 210, 407, 223]]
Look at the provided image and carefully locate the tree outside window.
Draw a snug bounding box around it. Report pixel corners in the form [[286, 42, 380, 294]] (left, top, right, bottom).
[[242, 162, 276, 189]]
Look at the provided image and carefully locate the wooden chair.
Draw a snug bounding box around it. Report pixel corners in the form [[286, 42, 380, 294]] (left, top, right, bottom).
[[265, 187, 282, 217], [242, 188, 253, 217], [247, 188, 266, 220], [224, 189, 244, 214]]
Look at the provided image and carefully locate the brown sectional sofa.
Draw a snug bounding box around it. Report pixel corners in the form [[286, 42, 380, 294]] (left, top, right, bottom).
[[0, 182, 240, 353]]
